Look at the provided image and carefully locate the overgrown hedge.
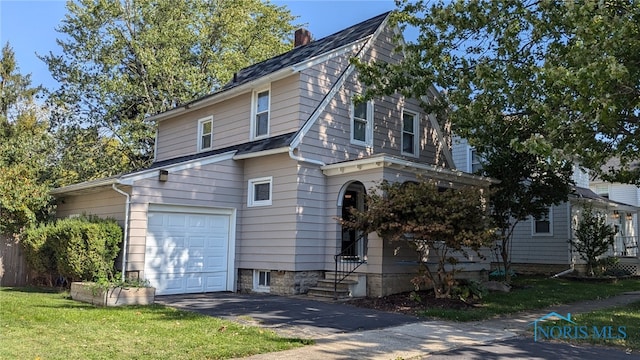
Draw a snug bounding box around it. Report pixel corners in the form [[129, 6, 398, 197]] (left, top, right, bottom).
[[21, 216, 122, 283]]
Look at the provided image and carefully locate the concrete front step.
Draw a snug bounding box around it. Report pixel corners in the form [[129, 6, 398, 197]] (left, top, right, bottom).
[[307, 286, 350, 299]]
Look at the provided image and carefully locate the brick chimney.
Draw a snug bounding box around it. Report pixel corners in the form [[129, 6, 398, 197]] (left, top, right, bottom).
[[294, 28, 311, 47]]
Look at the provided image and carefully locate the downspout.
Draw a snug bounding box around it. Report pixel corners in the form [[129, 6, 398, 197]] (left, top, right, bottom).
[[112, 183, 130, 283]]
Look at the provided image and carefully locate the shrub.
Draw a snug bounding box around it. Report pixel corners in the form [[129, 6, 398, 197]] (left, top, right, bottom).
[[21, 216, 122, 283], [571, 204, 615, 277]]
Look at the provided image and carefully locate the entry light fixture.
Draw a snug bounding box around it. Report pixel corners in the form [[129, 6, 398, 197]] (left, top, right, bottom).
[[159, 169, 169, 182], [612, 210, 620, 219]]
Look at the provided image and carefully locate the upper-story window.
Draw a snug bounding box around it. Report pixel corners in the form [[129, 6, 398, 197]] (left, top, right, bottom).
[[402, 110, 418, 156], [198, 116, 213, 151], [532, 207, 553, 236], [252, 88, 270, 139], [470, 148, 483, 173], [351, 98, 373, 147]]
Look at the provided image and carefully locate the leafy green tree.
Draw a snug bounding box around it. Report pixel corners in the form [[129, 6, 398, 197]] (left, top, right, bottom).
[[42, 0, 298, 179], [341, 180, 495, 299], [0, 43, 54, 235], [572, 204, 615, 277], [356, 0, 639, 183]]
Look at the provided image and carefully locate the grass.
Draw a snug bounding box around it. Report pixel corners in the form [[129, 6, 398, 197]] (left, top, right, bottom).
[[420, 276, 640, 322], [0, 287, 311, 360], [543, 301, 640, 351]]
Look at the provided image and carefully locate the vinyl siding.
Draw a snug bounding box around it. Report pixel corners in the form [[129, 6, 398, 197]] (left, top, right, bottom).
[[154, 74, 302, 162], [126, 159, 244, 274], [238, 153, 300, 271], [55, 188, 127, 225], [297, 26, 449, 168], [451, 136, 471, 172], [510, 203, 572, 264]]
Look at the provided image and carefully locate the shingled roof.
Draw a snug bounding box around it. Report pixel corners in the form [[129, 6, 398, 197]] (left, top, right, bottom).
[[222, 11, 390, 91], [148, 11, 391, 118]]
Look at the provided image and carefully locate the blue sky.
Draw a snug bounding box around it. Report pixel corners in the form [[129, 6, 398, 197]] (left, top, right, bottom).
[[0, 0, 398, 91]]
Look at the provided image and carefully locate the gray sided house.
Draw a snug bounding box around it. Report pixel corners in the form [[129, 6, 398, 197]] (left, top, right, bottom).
[[453, 137, 640, 276], [52, 13, 491, 297]]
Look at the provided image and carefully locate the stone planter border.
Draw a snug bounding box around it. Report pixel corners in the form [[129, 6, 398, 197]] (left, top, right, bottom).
[[70, 281, 155, 307]]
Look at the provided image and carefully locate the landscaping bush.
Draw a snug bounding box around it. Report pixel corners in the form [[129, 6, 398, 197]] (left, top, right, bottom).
[[21, 216, 122, 283], [571, 204, 615, 277]]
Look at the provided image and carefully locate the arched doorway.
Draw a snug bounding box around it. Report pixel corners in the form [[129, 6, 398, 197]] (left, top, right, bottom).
[[340, 181, 366, 260]]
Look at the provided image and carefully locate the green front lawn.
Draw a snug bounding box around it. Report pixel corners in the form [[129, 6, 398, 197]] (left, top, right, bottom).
[[421, 277, 640, 322], [0, 287, 310, 360], [542, 301, 640, 351]]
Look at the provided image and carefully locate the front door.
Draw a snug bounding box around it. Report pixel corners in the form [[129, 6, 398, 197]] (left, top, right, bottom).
[[341, 183, 366, 260]]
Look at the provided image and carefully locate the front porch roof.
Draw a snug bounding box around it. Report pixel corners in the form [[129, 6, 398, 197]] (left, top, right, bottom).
[[571, 186, 638, 212], [321, 154, 498, 186]]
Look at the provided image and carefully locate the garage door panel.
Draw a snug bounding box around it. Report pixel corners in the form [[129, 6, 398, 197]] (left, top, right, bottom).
[[144, 209, 232, 295]]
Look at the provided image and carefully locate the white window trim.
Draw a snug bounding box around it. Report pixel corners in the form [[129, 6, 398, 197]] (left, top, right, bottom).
[[469, 148, 482, 173], [197, 116, 213, 152], [401, 110, 419, 157], [248, 176, 273, 207], [250, 86, 271, 140], [532, 207, 553, 236], [350, 98, 374, 147], [253, 269, 271, 292]]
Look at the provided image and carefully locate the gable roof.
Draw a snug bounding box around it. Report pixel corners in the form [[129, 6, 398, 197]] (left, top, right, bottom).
[[146, 11, 391, 122], [223, 11, 390, 91]]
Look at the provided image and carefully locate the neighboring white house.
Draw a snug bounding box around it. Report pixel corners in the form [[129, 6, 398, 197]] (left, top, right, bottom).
[[452, 137, 639, 275]]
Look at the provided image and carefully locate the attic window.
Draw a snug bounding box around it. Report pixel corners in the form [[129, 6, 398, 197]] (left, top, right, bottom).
[[252, 88, 270, 139], [401, 110, 418, 156], [198, 116, 213, 151]]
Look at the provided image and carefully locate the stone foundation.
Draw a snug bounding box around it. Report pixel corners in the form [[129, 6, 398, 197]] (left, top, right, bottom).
[[237, 269, 322, 295]]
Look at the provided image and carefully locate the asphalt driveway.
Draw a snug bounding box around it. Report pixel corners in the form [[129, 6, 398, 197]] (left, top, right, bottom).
[[155, 292, 421, 337]]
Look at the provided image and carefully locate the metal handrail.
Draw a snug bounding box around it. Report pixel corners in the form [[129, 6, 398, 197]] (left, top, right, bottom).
[[333, 235, 366, 299]]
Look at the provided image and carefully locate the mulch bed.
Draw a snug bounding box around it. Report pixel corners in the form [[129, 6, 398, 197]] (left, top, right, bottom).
[[346, 290, 476, 316]]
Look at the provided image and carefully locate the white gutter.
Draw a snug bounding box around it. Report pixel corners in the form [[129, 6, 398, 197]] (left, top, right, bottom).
[[111, 184, 130, 283], [288, 146, 326, 166], [232, 147, 289, 160]]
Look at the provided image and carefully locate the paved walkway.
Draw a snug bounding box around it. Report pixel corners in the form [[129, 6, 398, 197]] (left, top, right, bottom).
[[240, 291, 640, 360], [158, 291, 640, 360]]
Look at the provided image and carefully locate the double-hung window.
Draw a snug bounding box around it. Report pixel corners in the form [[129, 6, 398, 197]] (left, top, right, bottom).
[[252, 88, 270, 139], [470, 148, 483, 173], [350, 98, 373, 147], [532, 207, 553, 236], [401, 110, 418, 156], [248, 177, 272, 207], [198, 116, 213, 151]]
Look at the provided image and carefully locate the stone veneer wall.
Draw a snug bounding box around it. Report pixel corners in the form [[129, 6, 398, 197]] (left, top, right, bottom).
[[237, 269, 322, 295]]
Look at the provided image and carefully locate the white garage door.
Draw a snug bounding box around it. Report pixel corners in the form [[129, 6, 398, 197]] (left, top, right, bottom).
[[144, 206, 234, 295]]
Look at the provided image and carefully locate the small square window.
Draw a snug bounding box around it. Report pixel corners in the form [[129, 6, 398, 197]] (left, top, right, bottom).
[[198, 117, 213, 151], [248, 177, 272, 207], [533, 207, 553, 236]]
